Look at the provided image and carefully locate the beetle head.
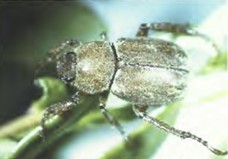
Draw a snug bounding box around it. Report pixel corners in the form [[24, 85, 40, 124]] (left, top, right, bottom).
[[56, 40, 80, 83]]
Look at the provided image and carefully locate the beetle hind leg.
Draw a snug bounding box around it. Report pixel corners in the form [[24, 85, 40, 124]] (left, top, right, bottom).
[[136, 22, 207, 37], [133, 104, 227, 156], [136, 22, 195, 37], [136, 22, 220, 53]]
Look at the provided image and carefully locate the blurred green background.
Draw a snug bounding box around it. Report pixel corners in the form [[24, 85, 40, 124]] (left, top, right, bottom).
[[0, 1, 106, 124]]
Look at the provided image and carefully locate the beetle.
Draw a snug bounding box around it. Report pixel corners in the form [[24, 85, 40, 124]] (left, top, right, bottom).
[[39, 22, 227, 156]]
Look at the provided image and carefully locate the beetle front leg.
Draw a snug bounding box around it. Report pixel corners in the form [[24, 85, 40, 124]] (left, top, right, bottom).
[[136, 22, 220, 53], [99, 94, 129, 141], [133, 104, 227, 156], [40, 93, 79, 137]]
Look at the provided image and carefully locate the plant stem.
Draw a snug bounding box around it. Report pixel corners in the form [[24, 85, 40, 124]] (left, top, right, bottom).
[[7, 95, 99, 159], [0, 113, 41, 139]]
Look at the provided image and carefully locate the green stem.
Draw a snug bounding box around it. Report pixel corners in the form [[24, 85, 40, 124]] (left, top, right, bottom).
[[7, 95, 99, 159], [0, 113, 41, 139]]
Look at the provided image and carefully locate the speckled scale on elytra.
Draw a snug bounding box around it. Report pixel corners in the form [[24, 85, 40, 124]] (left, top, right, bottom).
[[111, 38, 188, 105]]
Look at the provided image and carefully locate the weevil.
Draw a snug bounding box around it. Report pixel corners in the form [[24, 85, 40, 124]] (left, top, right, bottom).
[[39, 22, 227, 156]]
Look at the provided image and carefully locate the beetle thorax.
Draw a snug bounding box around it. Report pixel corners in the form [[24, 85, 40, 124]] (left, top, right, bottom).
[[74, 41, 116, 94]]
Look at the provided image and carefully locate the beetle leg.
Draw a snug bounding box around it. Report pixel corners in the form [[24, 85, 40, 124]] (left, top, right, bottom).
[[99, 94, 129, 141], [40, 92, 79, 138], [136, 22, 220, 53], [136, 23, 150, 37], [136, 22, 197, 37], [133, 104, 227, 156]]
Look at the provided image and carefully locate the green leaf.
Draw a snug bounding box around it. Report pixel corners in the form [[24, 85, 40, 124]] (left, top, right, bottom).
[[31, 77, 68, 112]]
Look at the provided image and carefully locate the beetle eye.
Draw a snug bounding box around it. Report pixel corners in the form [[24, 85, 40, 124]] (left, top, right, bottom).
[[57, 52, 76, 83]]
